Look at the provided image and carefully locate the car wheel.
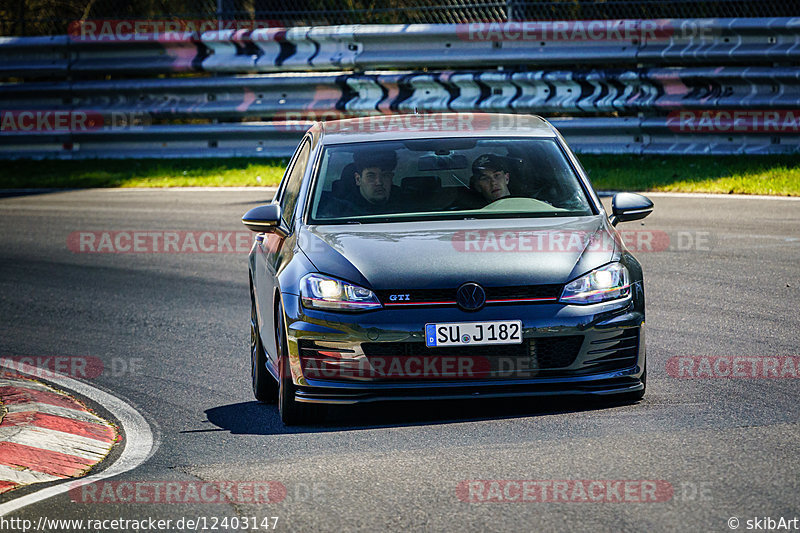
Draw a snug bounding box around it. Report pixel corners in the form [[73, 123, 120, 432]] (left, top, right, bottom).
[[275, 300, 321, 425], [251, 285, 278, 403]]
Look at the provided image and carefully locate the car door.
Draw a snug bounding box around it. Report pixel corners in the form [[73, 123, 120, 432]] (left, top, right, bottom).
[[255, 136, 312, 364]]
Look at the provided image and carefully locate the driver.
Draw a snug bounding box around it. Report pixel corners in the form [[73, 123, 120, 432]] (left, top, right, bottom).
[[470, 154, 511, 202], [354, 151, 397, 209]]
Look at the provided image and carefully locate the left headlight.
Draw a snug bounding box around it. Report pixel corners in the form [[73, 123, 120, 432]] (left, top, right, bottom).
[[560, 263, 631, 305], [300, 273, 382, 311]]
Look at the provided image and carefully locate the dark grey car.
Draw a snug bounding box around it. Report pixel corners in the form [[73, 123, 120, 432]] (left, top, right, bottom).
[[243, 113, 653, 425]]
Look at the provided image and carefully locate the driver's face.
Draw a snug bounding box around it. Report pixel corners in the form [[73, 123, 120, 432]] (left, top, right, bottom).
[[475, 169, 510, 201], [355, 166, 394, 204]]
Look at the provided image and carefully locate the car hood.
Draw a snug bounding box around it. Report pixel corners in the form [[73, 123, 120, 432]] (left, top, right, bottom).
[[298, 216, 618, 290]]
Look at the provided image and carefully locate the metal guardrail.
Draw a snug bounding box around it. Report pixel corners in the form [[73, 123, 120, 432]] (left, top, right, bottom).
[[2, 67, 799, 118], [0, 122, 304, 159], [0, 34, 201, 76], [3, 18, 800, 77], [1, 18, 800, 158], [2, 118, 798, 159]]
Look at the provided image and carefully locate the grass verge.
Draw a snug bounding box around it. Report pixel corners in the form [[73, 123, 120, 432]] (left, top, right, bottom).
[[581, 154, 800, 196], [0, 155, 798, 195], [0, 158, 287, 188]]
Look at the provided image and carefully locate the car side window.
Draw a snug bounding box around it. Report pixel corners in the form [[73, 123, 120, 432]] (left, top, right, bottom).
[[279, 139, 311, 230]]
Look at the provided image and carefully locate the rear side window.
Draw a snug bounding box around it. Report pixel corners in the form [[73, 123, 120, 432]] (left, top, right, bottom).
[[279, 139, 311, 229]]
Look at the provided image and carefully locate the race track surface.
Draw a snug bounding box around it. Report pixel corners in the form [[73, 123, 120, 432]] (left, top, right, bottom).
[[0, 189, 798, 532]]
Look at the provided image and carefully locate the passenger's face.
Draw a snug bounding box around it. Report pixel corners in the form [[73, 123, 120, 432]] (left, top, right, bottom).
[[356, 166, 394, 204], [475, 169, 510, 201]]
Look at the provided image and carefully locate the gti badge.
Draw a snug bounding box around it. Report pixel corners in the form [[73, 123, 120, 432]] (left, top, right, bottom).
[[389, 294, 410, 301]]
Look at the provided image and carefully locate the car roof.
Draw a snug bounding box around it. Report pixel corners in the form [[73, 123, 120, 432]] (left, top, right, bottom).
[[316, 113, 557, 144]]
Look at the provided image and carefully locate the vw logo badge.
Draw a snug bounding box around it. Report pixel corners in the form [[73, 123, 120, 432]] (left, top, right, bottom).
[[456, 282, 486, 311]]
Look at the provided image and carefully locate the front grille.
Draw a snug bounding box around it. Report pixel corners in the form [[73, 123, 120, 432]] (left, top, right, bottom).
[[375, 284, 562, 305], [486, 285, 563, 300], [535, 336, 585, 369], [361, 337, 583, 369], [362, 341, 528, 359], [359, 336, 584, 380]]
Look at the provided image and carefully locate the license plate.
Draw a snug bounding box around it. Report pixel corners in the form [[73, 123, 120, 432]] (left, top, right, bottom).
[[425, 320, 522, 347]]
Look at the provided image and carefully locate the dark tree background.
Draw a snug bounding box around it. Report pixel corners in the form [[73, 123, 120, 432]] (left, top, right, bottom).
[[1, 0, 796, 36]]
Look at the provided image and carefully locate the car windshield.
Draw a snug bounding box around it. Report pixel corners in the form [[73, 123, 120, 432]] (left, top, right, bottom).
[[307, 137, 594, 224]]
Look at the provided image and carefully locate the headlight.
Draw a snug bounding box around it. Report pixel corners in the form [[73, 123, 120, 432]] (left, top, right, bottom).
[[300, 274, 382, 311], [560, 263, 631, 305]]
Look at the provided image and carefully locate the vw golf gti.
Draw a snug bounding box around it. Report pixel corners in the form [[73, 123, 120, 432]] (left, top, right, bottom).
[[243, 113, 653, 424]]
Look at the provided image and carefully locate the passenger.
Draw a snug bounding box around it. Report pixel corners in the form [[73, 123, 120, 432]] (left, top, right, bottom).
[[471, 153, 586, 211], [470, 153, 511, 202]]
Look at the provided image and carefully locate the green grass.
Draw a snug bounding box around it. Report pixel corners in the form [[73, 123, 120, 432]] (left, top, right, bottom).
[[581, 154, 800, 196], [0, 155, 799, 196], [0, 158, 287, 188]]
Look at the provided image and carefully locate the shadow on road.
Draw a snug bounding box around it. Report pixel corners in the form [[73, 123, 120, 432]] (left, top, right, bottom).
[[225, 197, 277, 206], [0, 188, 77, 199], [202, 395, 640, 435]]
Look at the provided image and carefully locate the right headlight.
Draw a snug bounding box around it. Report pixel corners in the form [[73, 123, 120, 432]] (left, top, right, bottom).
[[560, 263, 630, 305], [300, 273, 382, 312]]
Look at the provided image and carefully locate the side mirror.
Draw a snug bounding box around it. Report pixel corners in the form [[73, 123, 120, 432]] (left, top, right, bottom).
[[609, 193, 653, 226], [242, 204, 287, 236]]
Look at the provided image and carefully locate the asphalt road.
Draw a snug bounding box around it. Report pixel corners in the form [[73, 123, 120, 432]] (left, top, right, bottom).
[[0, 189, 798, 532]]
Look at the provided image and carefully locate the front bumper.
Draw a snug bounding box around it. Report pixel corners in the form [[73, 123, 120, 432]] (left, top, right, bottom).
[[294, 375, 643, 404], [280, 283, 645, 405]]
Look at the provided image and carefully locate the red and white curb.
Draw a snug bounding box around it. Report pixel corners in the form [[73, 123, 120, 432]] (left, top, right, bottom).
[[0, 375, 117, 495], [0, 361, 152, 517]]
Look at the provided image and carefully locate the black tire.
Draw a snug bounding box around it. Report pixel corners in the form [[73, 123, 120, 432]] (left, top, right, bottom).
[[275, 300, 322, 425], [251, 285, 278, 403]]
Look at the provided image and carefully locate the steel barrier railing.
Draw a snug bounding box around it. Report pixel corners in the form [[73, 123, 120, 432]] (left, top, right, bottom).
[[1, 18, 799, 158], [2, 118, 798, 159], [3, 18, 800, 77], [2, 67, 799, 118]]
